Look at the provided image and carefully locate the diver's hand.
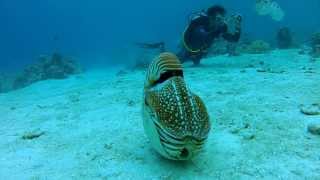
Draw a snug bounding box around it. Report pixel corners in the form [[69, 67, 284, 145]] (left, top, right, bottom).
[[231, 14, 242, 28], [231, 14, 242, 22]]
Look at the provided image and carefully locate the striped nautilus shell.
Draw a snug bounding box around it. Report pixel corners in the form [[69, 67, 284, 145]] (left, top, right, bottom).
[[142, 52, 211, 160]]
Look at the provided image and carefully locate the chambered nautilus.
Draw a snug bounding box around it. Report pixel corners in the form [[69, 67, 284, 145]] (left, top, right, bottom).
[[142, 52, 211, 160]]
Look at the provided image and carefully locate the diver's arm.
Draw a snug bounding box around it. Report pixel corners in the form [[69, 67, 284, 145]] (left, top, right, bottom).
[[222, 14, 242, 43], [222, 27, 241, 42]]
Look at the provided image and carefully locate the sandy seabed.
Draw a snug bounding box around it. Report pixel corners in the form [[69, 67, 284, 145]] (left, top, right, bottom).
[[0, 49, 319, 179]]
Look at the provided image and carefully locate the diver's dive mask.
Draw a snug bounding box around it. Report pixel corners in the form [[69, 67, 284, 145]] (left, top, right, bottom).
[[209, 14, 227, 31]]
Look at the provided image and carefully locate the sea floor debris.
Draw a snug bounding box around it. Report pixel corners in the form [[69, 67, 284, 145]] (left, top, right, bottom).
[[308, 123, 320, 135], [0, 49, 319, 179], [300, 104, 320, 116], [21, 130, 45, 140]]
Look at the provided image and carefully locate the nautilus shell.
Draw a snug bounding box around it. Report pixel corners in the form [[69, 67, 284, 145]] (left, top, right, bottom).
[[142, 52, 210, 160]]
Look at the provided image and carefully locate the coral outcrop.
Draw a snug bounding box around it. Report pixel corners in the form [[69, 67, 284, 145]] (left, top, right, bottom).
[[277, 27, 293, 49], [13, 53, 82, 90], [0, 73, 15, 93], [311, 32, 320, 58], [207, 36, 252, 57], [207, 38, 230, 56], [237, 40, 271, 54]]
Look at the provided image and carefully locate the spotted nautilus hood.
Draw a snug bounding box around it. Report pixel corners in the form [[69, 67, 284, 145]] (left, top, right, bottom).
[[142, 52, 210, 160]]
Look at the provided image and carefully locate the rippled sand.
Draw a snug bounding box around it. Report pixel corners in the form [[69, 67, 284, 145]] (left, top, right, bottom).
[[1, 49, 319, 179]]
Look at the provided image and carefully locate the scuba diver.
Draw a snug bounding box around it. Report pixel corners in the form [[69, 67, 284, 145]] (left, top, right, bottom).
[[178, 5, 242, 65], [136, 5, 242, 65]]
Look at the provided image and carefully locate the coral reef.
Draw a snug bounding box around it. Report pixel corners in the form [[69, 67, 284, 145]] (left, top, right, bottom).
[[207, 38, 230, 56], [0, 73, 15, 93], [298, 45, 312, 55], [255, 0, 285, 21], [237, 40, 271, 54], [311, 32, 320, 58], [207, 38, 244, 57], [13, 53, 82, 90], [277, 27, 293, 49], [207, 36, 271, 56]]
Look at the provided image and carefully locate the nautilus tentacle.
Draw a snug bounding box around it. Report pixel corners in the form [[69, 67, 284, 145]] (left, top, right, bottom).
[[142, 52, 211, 160]]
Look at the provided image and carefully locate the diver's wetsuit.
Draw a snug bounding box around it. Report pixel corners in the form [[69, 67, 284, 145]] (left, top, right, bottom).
[[178, 14, 241, 65]]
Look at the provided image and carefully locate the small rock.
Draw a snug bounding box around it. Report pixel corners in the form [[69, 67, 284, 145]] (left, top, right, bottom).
[[91, 155, 100, 161], [300, 104, 320, 115], [127, 100, 135, 107], [69, 94, 80, 103], [104, 143, 113, 150], [22, 130, 45, 140], [298, 50, 306, 55], [116, 70, 128, 76], [230, 128, 240, 134], [304, 70, 316, 74], [310, 58, 317, 62], [246, 64, 255, 68], [244, 123, 250, 129], [307, 123, 320, 135], [37, 105, 47, 109], [242, 133, 255, 140], [256, 68, 267, 72], [270, 70, 286, 74]]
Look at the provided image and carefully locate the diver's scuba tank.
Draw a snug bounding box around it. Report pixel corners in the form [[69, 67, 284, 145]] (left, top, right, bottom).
[[182, 10, 209, 53], [187, 9, 207, 23]]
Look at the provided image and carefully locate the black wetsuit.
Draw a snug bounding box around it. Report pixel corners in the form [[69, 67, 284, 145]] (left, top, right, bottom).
[[178, 14, 241, 65]]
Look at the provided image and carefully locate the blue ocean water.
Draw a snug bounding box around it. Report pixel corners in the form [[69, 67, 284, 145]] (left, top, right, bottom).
[[1, 1, 320, 179], [0, 0, 319, 72]]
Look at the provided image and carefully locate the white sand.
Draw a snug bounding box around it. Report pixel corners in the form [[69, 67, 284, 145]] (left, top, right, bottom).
[[0, 49, 319, 179]]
